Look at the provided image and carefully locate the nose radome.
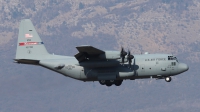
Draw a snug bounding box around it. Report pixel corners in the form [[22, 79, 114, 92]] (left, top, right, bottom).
[[178, 63, 189, 72]]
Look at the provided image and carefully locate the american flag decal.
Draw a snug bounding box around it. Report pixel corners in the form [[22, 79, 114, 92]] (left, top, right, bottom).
[[25, 34, 33, 38], [19, 42, 44, 46]]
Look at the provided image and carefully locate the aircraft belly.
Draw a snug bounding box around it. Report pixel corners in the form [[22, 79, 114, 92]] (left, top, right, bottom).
[[80, 67, 97, 80], [39, 60, 83, 80], [62, 65, 82, 79]]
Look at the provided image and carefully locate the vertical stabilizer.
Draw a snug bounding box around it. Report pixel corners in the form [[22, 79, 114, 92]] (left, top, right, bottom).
[[15, 19, 49, 60]]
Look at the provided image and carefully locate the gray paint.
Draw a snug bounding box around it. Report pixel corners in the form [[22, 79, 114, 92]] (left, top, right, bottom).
[[15, 19, 189, 86]]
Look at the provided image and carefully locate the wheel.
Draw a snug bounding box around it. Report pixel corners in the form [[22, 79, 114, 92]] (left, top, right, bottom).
[[114, 80, 123, 86], [105, 80, 113, 87], [110, 80, 115, 83], [99, 80, 106, 85], [165, 77, 172, 82]]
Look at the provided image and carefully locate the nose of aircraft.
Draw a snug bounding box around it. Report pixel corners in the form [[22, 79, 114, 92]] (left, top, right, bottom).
[[178, 63, 189, 73]]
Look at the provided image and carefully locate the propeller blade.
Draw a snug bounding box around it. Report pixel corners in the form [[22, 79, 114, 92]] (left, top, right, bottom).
[[127, 50, 134, 67], [128, 50, 130, 56], [120, 46, 127, 64]]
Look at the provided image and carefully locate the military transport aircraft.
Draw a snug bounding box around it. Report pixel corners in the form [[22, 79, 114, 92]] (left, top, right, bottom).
[[14, 19, 189, 87]]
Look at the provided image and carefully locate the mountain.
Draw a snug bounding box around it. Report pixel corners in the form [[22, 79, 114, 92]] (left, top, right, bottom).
[[0, 0, 200, 112]]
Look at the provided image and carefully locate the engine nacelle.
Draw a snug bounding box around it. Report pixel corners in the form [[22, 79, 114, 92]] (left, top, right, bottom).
[[98, 51, 121, 59]]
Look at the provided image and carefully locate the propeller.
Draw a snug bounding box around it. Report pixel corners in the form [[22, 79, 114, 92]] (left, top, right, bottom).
[[120, 47, 127, 64], [127, 50, 134, 67]]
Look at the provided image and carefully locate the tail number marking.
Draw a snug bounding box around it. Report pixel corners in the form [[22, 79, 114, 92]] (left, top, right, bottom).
[[27, 39, 31, 41]]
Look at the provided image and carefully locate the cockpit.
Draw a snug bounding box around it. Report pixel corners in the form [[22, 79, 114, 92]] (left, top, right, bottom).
[[168, 56, 179, 62]]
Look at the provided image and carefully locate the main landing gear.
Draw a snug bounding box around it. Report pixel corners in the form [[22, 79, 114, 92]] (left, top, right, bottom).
[[165, 76, 172, 82], [99, 80, 123, 87]]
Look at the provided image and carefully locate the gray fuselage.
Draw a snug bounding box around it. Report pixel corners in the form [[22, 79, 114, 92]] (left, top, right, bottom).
[[38, 53, 188, 81]]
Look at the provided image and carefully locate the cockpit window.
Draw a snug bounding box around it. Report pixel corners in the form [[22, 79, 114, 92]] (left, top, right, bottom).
[[168, 56, 179, 62], [174, 57, 178, 62], [168, 56, 173, 60]]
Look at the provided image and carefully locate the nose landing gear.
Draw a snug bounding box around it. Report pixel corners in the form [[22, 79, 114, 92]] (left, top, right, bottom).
[[165, 76, 172, 82], [99, 80, 123, 86]]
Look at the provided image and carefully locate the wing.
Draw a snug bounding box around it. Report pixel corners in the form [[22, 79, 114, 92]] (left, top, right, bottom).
[[75, 45, 105, 62]]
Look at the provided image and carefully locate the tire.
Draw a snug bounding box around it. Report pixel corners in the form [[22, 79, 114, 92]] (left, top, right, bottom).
[[114, 80, 123, 86], [99, 80, 106, 85], [105, 80, 112, 87], [110, 80, 115, 83], [165, 77, 172, 82]]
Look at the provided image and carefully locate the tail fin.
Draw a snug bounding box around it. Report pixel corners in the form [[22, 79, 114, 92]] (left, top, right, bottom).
[[15, 19, 49, 60]]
